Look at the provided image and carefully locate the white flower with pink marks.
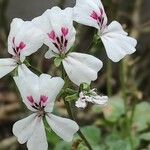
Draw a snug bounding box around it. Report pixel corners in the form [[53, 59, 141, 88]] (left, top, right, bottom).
[[73, 0, 137, 62], [32, 6, 103, 86], [13, 66, 79, 150], [0, 18, 44, 79]]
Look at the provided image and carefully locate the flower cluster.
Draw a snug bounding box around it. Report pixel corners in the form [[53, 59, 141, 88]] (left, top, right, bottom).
[[0, 0, 137, 150]]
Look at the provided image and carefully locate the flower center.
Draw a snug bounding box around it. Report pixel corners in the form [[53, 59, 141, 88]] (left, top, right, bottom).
[[12, 37, 26, 57], [47, 27, 69, 54], [27, 95, 48, 117], [90, 8, 105, 30]]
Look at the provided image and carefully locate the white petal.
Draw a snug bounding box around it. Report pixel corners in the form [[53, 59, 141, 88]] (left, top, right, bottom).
[[17, 64, 35, 77], [92, 95, 108, 106], [46, 114, 79, 142], [73, 0, 107, 30], [13, 113, 38, 144], [75, 99, 87, 108], [45, 49, 57, 59], [62, 52, 103, 86], [0, 58, 17, 79], [8, 18, 24, 56], [32, 7, 75, 54], [101, 21, 137, 62], [27, 118, 48, 150], [8, 18, 44, 62], [39, 74, 64, 112], [13, 72, 40, 111]]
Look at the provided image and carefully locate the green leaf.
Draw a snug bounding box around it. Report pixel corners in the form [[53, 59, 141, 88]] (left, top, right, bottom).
[[103, 96, 125, 122], [65, 93, 78, 102], [132, 102, 150, 132], [54, 141, 71, 150], [54, 57, 62, 67], [77, 143, 89, 150], [139, 132, 150, 141], [105, 134, 131, 150], [80, 126, 101, 146], [80, 83, 90, 91]]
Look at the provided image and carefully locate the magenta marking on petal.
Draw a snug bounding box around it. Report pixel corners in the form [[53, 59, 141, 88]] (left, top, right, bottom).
[[19, 42, 26, 50], [47, 31, 56, 41], [90, 11, 99, 20], [27, 96, 34, 104], [61, 27, 69, 37], [12, 37, 15, 45], [100, 8, 103, 16], [40, 95, 48, 107], [11, 37, 26, 57]]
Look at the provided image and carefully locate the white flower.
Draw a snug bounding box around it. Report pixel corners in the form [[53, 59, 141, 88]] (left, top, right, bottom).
[[13, 66, 79, 150], [32, 6, 103, 86], [75, 89, 108, 108], [0, 18, 44, 79], [73, 0, 137, 62]]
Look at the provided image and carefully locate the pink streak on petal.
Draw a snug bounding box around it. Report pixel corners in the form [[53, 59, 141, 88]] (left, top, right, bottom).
[[47, 31, 56, 41], [61, 27, 69, 37], [90, 11, 99, 20], [100, 8, 103, 16], [12, 37, 15, 45], [27, 96, 34, 105], [19, 42, 26, 50], [40, 95, 48, 107]]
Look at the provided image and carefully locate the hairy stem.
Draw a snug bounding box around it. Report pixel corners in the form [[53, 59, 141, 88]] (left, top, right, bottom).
[[61, 65, 93, 150], [120, 60, 134, 150], [107, 60, 112, 96]]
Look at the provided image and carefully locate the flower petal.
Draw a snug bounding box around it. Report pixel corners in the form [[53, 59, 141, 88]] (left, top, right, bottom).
[[0, 58, 17, 79], [46, 114, 79, 142], [32, 7, 75, 54], [92, 95, 108, 106], [8, 18, 24, 56], [13, 113, 38, 144], [17, 64, 35, 77], [73, 0, 107, 30], [8, 18, 44, 62], [27, 118, 48, 150], [62, 52, 103, 86], [45, 49, 58, 59], [101, 21, 137, 62], [75, 99, 87, 108], [39, 74, 64, 112], [13, 71, 39, 111]]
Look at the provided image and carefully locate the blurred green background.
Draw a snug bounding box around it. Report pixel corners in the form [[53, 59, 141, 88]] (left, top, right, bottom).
[[0, 0, 150, 150]]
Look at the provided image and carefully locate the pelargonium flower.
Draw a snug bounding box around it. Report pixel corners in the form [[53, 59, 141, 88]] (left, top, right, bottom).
[[76, 89, 108, 108], [32, 6, 103, 86], [0, 18, 44, 79], [73, 0, 137, 62], [13, 66, 79, 150]]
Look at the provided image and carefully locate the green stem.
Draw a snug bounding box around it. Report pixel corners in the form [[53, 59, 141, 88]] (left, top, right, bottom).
[[107, 60, 112, 96], [120, 60, 134, 150], [61, 65, 93, 150]]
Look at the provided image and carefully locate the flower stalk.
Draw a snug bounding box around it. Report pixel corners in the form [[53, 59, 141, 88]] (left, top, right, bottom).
[[61, 65, 93, 150], [107, 59, 112, 97], [120, 60, 134, 150]]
